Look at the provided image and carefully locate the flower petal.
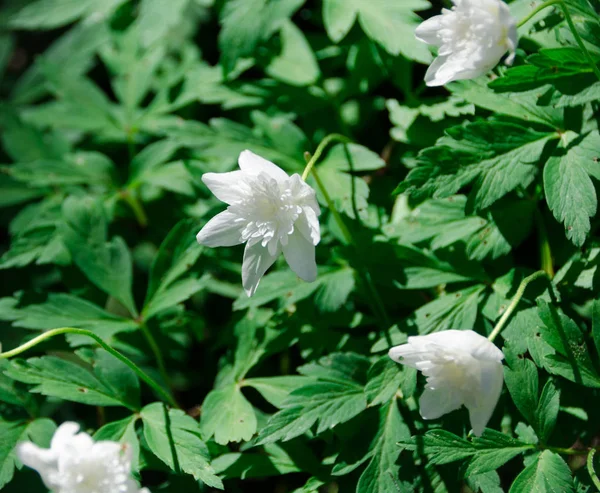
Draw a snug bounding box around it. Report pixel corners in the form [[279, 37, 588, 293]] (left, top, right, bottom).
[[464, 358, 504, 436], [415, 15, 443, 45], [282, 229, 317, 282], [196, 211, 243, 247], [202, 171, 246, 204], [16, 442, 59, 489], [295, 209, 321, 246], [419, 386, 464, 420], [50, 422, 81, 451], [238, 150, 289, 183], [242, 241, 279, 296]]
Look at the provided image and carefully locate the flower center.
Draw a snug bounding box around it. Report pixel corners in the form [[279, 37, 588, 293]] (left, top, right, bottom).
[[229, 172, 302, 253]]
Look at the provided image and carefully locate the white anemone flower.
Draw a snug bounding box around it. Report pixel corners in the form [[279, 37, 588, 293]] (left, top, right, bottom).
[[416, 0, 518, 87], [388, 330, 504, 436], [17, 422, 148, 493], [196, 150, 321, 296]]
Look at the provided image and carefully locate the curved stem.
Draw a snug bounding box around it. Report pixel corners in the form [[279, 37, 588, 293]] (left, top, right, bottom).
[[558, 3, 600, 82], [517, 0, 562, 27], [301, 133, 351, 181], [535, 209, 554, 278], [588, 449, 600, 489], [0, 328, 179, 409], [120, 190, 148, 227], [488, 270, 548, 342]]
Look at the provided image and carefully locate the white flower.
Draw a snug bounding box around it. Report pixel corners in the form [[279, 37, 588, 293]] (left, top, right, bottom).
[[196, 150, 321, 296], [17, 422, 148, 493], [416, 0, 518, 86], [388, 330, 504, 436]]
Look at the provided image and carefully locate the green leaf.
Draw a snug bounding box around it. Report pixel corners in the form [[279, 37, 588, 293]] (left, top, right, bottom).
[[538, 300, 600, 387], [398, 121, 556, 210], [256, 353, 369, 444], [399, 429, 534, 476], [143, 220, 205, 320], [509, 450, 574, 493], [356, 401, 411, 493], [244, 376, 315, 408], [593, 299, 600, 358], [322, 0, 432, 62], [94, 415, 140, 472], [60, 196, 137, 316], [0, 293, 138, 343], [8, 0, 125, 30], [0, 418, 56, 489], [140, 403, 223, 489], [5, 354, 139, 409], [219, 0, 303, 74], [543, 131, 599, 247], [200, 383, 257, 445], [265, 20, 320, 86], [448, 78, 563, 129], [364, 357, 405, 406]]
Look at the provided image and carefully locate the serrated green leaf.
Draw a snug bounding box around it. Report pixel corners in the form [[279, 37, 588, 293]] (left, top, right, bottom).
[[509, 450, 574, 493], [141, 402, 223, 489], [544, 131, 598, 247], [94, 415, 140, 472], [200, 383, 257, 445]]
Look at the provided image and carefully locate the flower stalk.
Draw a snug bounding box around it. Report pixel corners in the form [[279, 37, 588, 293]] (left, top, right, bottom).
[[0, 327, 180, 409], [488, 270, 548, 342], [518, 0, 600, 82]]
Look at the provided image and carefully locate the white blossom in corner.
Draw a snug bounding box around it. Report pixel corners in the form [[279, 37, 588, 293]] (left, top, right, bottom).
[[17, 422, 148, 493], [388, 330, 504, 436], [416, 0, 518, 86], [196, 150, 321, 296]]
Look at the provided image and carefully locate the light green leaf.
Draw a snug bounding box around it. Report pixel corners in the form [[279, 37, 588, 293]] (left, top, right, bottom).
[[544, 131, 599, 247], [244, 376, 315, 408], [509, 450, 574, 493], [141, 403, 223, 489], [265, 20, 320, 86], [200, 383, 257, 445], [322, 0, 432, 62]]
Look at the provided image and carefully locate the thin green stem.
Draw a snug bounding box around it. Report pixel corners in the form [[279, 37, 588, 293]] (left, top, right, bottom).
[[303, 139, 392, 341], [301, 134, 351, 181], [517, 0, 562, 27], [488, 270, 548, 342], [588, 449, 600, 489], [547, 446, 588, 456], [139, 322, 172, 395], [558, 3, 600, 82], [0, 328, 179, 409], [121, 190, 148, 227], [535, 209, 554, 279]]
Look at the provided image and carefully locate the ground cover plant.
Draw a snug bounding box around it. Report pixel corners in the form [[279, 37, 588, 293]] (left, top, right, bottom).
[[1, 0, 600, 491]]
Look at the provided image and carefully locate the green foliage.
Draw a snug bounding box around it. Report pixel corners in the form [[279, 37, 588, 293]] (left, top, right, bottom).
[[1, 0, 600, 491]]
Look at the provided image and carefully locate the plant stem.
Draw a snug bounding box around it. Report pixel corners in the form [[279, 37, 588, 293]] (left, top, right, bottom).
[[121, 190, 148, 227], [517, 0, 562, 27], [139, 322, 172, 395], [517, 1, 600, 82], [303, 138, 393, 342], [558, 3, 600, 82], [588, 449, 600, 489], [0, 328, 180, 409], [301, 133, 351, 181], [535, 209, 554, 278], [488, 270, 548, 342]]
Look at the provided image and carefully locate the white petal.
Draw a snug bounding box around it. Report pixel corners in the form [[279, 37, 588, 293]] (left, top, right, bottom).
[[295, 209, 321, 246], [464, 358, 504, 436], [415, 15, 443, 45], [419, 387, 463, 420], [238, 150, 289, 183], [242, 241, 279, 296], [424, 55, 456, 87], [16, 442, 58, 489], [196, 211, 243, 247], [50, 422, 80, 451], [282, 230, 317, 282], [202, 171, 246, 204]]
